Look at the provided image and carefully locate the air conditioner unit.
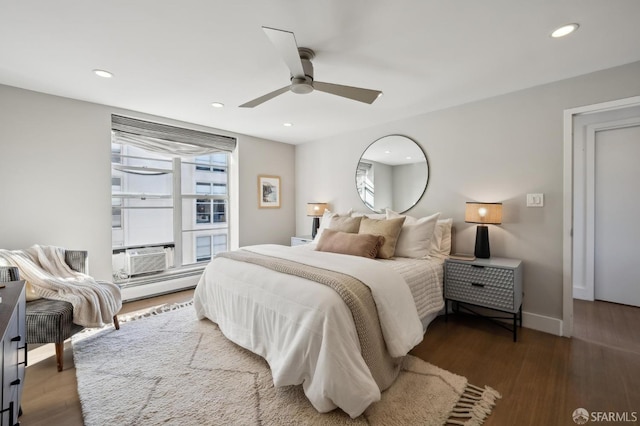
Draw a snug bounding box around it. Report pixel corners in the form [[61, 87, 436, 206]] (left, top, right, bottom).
[[125, 247, 167, 276]]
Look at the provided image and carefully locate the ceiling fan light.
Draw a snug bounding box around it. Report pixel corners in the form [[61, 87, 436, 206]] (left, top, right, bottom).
[[290, 77, 314, 95], [211, 102, 224, 108]]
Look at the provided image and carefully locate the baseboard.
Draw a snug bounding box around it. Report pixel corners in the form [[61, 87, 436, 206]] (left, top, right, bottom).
[[121, 275, 200, 301], [573, 286, 593, 301], [522, 310, 563, 336]]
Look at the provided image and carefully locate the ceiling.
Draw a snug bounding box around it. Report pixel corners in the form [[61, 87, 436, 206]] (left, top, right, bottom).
[[2, 1, 640, 145]]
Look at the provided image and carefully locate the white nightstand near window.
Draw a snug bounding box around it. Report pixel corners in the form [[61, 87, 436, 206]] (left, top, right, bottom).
[[444, 257, 523, 341], [291, 236, 314, 246]]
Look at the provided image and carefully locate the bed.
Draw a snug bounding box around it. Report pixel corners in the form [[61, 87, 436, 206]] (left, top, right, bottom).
[[193, 213, 451, 418]]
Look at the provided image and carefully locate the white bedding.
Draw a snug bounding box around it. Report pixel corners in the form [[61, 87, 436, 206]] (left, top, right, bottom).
[[193, 244, 443, 418]]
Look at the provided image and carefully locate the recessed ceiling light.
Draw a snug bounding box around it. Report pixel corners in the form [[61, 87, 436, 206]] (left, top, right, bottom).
[[384, 150, 391, 154], [551, 23, 579, 38], [283, 122, 293, 127], [211, 102, 224, 108], [93, 69, 113, 78]]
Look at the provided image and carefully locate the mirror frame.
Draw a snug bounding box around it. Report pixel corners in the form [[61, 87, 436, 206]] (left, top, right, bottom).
[[355, 134, 429, 214]]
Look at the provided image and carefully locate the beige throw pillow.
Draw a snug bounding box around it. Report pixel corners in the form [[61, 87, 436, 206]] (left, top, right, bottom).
[[358, 216, 406, 259], [328, 215, 362, 233], [316, 229, 384, 259]]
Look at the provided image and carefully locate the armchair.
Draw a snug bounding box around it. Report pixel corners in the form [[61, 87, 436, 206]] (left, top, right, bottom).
[[0, 250, 120, 371]]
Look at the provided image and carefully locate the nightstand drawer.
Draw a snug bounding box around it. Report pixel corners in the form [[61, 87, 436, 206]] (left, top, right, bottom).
[[446, 262, 514, 289], [445, 278, 514, 311]]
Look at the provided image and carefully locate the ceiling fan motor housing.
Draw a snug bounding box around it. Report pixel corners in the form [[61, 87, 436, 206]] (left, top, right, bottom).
[[290, 49, 315, 94]]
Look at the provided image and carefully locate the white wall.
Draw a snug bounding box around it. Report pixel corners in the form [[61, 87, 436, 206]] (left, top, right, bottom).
[[295, 60, 640, 326], [0, 84, 295, 281], [237, 134, 296, 247]]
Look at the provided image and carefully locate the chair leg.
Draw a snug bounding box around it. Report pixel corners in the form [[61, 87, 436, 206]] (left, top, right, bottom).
[[113, 315, 120, 330], [55, 342, 64, 372]]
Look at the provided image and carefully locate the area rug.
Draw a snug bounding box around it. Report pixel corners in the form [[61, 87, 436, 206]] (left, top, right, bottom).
[[72, 301, 500, 425]]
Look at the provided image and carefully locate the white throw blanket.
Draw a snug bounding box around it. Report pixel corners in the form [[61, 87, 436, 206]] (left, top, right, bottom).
[[0, 245, 122, 327]]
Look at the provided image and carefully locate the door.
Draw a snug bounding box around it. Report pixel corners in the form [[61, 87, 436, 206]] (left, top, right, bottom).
[[594, 124, 640, 306]]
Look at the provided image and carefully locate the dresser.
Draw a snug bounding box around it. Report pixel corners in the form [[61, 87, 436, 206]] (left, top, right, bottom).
[[0, 281, 26, 426], [444, 257, 522, 341]]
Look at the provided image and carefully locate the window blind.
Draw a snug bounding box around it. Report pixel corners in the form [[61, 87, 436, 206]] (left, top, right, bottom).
[[111, 114, 236, 155]]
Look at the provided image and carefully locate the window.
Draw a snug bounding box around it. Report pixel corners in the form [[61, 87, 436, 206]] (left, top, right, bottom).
[[196, 234, 227, 262], [196, 236, 211, 262], [111, 176, 122, 229], [196, 182, 227, 224], [110, 115, 236, 283], [356, 161, 374, 209]]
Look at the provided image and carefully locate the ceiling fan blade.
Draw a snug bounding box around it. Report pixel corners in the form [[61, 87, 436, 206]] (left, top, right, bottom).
[[262, 27, 305, 78], [313, 81, 382, 104], [239, 85, 290, 108]]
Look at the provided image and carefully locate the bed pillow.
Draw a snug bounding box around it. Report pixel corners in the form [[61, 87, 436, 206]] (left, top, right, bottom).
[[350, 211, 386, 220], [313, 209, 353, 241], [328, 215, 362, 233], [315, 229, 384, 259], [431, 218, 453, 257], [387, 211, 441, 258], [358, 216, 406, 259], [313, 210, 335, 241]]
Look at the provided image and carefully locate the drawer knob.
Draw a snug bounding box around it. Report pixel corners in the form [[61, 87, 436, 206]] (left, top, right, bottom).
[[471, 282, 485, 288]]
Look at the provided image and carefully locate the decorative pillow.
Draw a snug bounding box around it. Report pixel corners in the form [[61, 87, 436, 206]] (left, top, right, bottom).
[[315, 229, 384, 259], [350, 211, 386, 220], [358, 216, 406, 259], [313, 210, 335, 241], [313, 209, 353, 241], [431, 218, 453, 257], [328, 215, 362, 233], [385, 210, 441, 258]]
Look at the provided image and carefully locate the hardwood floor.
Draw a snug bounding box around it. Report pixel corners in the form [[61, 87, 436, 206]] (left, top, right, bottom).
[[21, 293, 640, 426], [412, 300, 640, 426]]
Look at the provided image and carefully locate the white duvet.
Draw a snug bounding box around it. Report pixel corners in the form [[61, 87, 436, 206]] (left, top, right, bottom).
[[193, 244, 424, 418]]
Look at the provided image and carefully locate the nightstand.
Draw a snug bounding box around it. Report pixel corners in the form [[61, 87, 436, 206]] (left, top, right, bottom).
[[291, 236, 314, 246], [444, 257, 523, 341]]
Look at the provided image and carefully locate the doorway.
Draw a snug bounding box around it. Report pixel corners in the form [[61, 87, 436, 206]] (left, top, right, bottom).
[[563, 96, 640, 336]]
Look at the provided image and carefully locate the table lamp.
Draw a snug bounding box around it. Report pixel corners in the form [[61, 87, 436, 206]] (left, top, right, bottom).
[[465, 202, 502, 258], [307, 203, 328, 238]]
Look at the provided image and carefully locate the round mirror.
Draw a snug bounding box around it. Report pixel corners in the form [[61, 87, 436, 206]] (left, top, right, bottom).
[[355, 135, 429, 214]]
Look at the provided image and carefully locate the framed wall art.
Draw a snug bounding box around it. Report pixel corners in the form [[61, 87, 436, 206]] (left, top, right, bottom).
[[258, 175, 281, 208]]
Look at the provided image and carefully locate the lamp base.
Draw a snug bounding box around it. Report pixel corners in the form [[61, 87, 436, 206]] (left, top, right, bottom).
[[474, 225, 491, 258], [311, 217, 320, 239]]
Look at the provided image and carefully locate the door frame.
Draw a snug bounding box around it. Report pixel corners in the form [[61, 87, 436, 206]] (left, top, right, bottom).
[[562, 95, 640, 337]]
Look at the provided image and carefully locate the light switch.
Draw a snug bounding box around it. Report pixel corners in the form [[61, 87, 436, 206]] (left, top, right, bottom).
[[527, 193, 544, 207]]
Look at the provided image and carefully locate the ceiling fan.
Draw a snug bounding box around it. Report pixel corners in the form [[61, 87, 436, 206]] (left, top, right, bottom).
[[239, 27, 383, 108]]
